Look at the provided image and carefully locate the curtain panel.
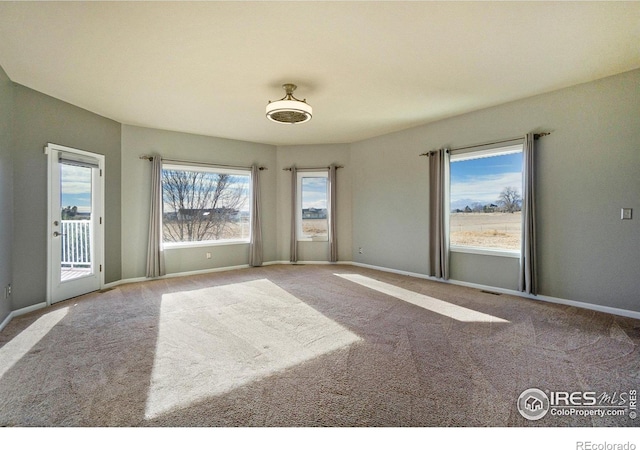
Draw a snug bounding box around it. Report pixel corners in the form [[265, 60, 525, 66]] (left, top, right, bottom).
[[290, 166, 298, 263], [146, 155, 166, 278], [519, 133, 537, 294], [249, 164, 263, 267], [428, 149, 449, 280], [329, 164, 338, 263]]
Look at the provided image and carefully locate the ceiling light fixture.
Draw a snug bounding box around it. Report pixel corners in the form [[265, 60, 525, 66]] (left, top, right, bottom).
[[266, 83, 312, 124]]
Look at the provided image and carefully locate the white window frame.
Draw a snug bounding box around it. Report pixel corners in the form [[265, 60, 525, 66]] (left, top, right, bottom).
[[449, 143, 523, 258], [161, 163, 252, 249], [297, 170, 329, 242]]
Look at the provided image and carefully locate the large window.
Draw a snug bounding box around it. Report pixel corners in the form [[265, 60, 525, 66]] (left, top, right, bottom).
[[449, 144, 523, 254], [297, 171, 329, 241], [162, 164, 251, 246]]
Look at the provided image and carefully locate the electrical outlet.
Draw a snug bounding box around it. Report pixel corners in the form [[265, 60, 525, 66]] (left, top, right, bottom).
[[621, 208, 632, 220], [358, 247, 363, 254], [206, 252, 212, 259], [4, 284, 10, 299]]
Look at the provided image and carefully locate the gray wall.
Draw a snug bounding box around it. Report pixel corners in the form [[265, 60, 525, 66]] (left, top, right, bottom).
[[351, 130, 431, 274], [352, 69, 640, 312], [120, 125, 277, 279], [276, 144, 352, 262], [2, 66, 638, 316], [0, 65, 13, 323], [11, 85, 121, 310]]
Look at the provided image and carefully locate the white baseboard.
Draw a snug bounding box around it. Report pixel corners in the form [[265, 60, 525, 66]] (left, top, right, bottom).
[[103, 263, 254, 289], [0, 302, 48, 333], [103, 277, 146, 289], [350, 261, 640, 320], [0, 312, 11, 333], [282, 260, 352, 266], [528, 292, 640, 320], [350, 261, 437, 281], [263, 260, 345, 266], [13, 302, 48, 317], [3, 260, 639, 333], [104, 260, 355, 289]]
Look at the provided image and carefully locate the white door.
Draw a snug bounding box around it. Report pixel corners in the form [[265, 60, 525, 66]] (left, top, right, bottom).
[[46, 143, 104, 304]]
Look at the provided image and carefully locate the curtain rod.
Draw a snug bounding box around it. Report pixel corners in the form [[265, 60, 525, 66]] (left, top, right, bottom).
[[419, 132, 551, 156], [282, 165, 344, 171], [139, 155, 267, 170]]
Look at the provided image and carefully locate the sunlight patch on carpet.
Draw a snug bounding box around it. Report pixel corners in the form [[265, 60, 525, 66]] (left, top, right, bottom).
[[0, 307, 69, 380], [145, 279, 361, 419], [336, 274, 509, 323]]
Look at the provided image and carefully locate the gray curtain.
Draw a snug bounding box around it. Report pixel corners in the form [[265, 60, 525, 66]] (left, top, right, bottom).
[[329, 164, 338, 262], [428, 149, 449, 279], [519, 133, 537, 294], [289, 166, 298, 263], [249, 164, 263, 267], [146, 155, 166, 278]]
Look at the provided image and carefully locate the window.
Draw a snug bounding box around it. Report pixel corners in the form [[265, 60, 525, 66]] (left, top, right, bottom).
[[297, 171, 329, 241], [449, 144, 523, 254], [162, 164, 251, 247]]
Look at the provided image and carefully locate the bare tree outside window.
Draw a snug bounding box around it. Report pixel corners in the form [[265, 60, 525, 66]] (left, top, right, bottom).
[[497, 186, 522, 213], [162, 168, 250, 243]]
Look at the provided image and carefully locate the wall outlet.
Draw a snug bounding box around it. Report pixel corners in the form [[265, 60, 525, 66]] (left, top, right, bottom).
[[621, 208, 632, 220], [4, 284, 10, 299], [206, 252, 212, 259], [358, 247, 363, 254]]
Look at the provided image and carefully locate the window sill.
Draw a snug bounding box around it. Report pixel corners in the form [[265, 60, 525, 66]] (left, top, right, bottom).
[[164, 240, 249, 250], [450, 245, 520, 259], [297, 237, 329, 243]]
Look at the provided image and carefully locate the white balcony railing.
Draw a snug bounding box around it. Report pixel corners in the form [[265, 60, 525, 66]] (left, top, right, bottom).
[[61, 220, 91, 268]]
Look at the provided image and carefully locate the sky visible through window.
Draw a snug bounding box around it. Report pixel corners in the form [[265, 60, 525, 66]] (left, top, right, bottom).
[[450, 152, 522, 211], [301, 177, 328, 209], [60, 164, 92, 214]]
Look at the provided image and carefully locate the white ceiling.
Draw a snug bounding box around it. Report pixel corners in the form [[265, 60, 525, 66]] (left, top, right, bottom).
[[0, 1, 638, 146]]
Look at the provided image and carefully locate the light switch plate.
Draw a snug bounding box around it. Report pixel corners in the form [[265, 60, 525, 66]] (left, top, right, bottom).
[[621, 208, 632, 220]]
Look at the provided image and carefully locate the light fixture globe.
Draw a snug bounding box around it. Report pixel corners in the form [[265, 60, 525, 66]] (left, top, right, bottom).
[[266, 83, 312, 124]]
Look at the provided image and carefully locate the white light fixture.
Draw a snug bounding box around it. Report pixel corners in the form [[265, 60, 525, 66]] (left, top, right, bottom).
[[266, 83, 312, 124]]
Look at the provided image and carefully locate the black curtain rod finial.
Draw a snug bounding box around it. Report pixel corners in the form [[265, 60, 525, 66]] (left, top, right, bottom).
[[534, 132, 551, 140]]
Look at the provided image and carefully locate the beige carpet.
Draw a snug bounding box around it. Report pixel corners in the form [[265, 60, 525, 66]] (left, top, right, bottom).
[[0, 264, 638, 427]]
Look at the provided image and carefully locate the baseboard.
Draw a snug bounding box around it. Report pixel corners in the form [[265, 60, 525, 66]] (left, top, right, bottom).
[[528, 292, 640, 320], [283, 260, 352, 266], [0, 312, 11, 333], [4, 260, 638, 333], [350, 261, 640, 320], [104, 263, 257, 289], [0, 302, 48, 333], [103, 277, 147, 289], [350, 261, 437, 281]]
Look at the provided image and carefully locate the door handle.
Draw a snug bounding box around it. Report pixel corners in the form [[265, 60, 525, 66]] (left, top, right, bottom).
[[53, 231, 67, 237]]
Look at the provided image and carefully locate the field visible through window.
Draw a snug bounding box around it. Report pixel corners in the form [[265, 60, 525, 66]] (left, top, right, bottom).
[[450, 211, 521, 250], [301, 219, 328, 239]]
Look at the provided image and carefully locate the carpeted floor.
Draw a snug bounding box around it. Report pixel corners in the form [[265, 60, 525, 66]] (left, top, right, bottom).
[[0, 264, 638, 427]]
